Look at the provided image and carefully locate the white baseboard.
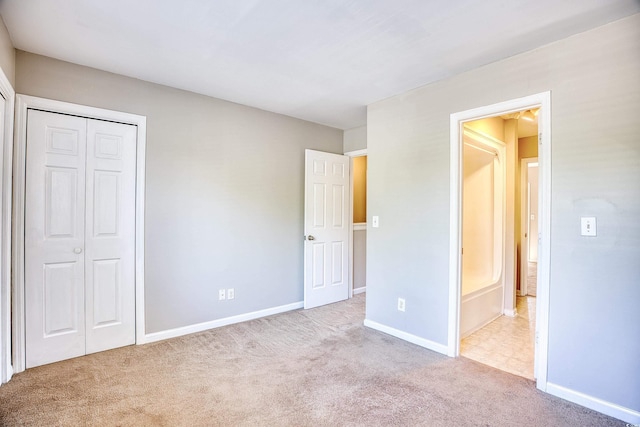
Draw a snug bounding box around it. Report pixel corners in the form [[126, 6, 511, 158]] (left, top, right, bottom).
[[140, 301, 304, 344], [363, 319, 449, 355], [353, 286, 366, 295], [546, 382, 640, 424]]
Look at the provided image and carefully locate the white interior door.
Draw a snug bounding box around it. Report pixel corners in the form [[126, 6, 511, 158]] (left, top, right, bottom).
[[25, 110, 136, 368], [25, 110, 87, 368], [304, 149, 350, 309], [85, 119, 136, 354]]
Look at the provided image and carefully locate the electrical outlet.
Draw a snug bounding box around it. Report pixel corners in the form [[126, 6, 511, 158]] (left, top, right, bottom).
[[219, 289, 226, 301], [398, 298, 406, 312], [227, 288, 235, 300]]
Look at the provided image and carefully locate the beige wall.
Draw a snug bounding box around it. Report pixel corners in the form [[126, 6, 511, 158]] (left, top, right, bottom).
[[518, 136, 538, 159], [15, 51, 343, 334], [0, 17, 14, 85], [465, 116, 504, 141], [366, 14, 640, 412], [353, 156, 367, 223]]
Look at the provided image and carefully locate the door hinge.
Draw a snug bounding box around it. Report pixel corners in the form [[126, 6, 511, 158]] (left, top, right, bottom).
[[538, 132, 542, 145]]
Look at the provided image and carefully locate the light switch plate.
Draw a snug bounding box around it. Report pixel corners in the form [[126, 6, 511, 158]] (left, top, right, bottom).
[[372, 216, 379, 228], [581, 217, 597, 236]]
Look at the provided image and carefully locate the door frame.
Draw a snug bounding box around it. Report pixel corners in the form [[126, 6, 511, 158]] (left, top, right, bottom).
[[0, 66, 15, 386], [519, 157, 538, 297], [448, 92, 551, 391], [11, 95, 147, 376], [345, 148, 367, 298]]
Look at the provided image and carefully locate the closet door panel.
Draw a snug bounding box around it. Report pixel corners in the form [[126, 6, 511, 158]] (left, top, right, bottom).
[[25, 110, 87, 368], [85, 119, 136, 354]]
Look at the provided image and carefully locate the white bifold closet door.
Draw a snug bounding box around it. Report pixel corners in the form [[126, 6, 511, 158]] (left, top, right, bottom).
[[25, 109, 136, 368]]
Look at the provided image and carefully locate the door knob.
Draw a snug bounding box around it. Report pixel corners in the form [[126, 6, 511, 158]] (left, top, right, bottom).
[[73, 247, 83, 254], [307, 235, 315, 241]]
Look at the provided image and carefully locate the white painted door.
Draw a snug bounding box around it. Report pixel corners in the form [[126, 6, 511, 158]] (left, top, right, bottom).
[[25, 110, 136, 368], [85, 119, 136, 354], [304, 149, 350, 309]]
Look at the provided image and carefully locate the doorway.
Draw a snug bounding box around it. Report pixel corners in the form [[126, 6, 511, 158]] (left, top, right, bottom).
[[346, 149, 367, 297], [459, 111, 539, 379], [448, 92, 551, 391]]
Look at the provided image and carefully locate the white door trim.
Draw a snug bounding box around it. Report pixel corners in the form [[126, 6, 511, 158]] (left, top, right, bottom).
[[345, 149, 367, 298], [0, 67, 15, 386], [12, 95, 146, 375], [448, 92, 551, 392]]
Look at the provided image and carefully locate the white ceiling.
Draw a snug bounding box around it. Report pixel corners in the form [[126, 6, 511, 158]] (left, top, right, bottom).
[[1, 1, 638, 130]]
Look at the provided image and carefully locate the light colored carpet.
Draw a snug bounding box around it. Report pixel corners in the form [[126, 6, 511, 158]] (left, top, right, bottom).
[[0, 294, 622, 426]]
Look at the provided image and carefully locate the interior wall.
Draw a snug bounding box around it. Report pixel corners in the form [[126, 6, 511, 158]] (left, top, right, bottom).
[[15, 51, 343, 334], [465, 117, 505, 141], [343, 125, 367, 152], [0, 17, 14, 86], [353, 156, 367, 223], [366, 14, 640, 414], [353, 230, 366, 291], [518, 136, 538, 159], [503, 119, 518, 310]]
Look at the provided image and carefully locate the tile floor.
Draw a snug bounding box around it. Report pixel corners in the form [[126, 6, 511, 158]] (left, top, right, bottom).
[[460, 295, 536, 379], [527, 261, 537, 296]]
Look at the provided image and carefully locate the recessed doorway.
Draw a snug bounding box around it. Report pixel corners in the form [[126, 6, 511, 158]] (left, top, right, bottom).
[[448, 92, 551, 391], [458, 110, 538, 379]]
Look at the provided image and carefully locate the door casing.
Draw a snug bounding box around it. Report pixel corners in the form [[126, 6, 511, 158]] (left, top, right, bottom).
[[344, 148, 367, 298], [0, 66, 14, 386], [448, 92, 551, 392], [11, 95, 147, 376]]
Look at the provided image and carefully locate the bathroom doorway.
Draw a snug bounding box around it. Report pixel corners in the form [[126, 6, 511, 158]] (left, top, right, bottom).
[[458, 110, 538, 379]]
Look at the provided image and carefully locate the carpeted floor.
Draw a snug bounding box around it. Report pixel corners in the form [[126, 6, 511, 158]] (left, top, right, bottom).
[[0, 294, 623, 426]]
